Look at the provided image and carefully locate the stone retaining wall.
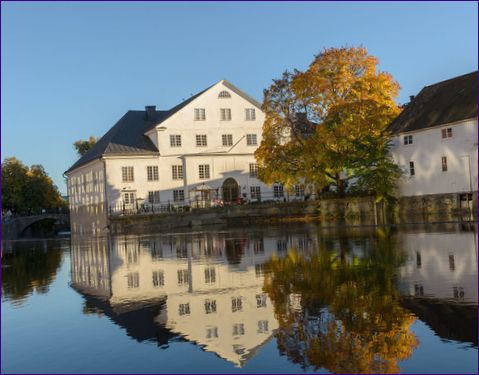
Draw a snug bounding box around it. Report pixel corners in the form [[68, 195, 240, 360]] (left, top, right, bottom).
[[109, 192, 477, 235]]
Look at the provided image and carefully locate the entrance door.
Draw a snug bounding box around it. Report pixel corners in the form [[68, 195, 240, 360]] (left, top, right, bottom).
[[222, 178, 239, 203]]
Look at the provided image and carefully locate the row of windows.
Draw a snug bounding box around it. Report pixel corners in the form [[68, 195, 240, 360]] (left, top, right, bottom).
[[193, 107, 256, 121], [124, 164, 260, 183], [205, 321, 269, 340], [175, 295, 267, 316], [170, 133, 257, 147], [409, 156, 449, 176], [403, 127, 454, 145]]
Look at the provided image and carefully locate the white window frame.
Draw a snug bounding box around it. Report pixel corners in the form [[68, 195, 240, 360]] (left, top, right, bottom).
[[173, 189, 185, 202], [403, 135, 413, 145], [170, 134, 182, 147], [246, 134, 257, 146], [220, 108, 231, 121], [199, 164, 210, 179], [147, 166, 159, 181], [172, 165, 183, 180], [148, 191, 160, 204], [122, 166, 134, 182], [222, 134, 233, 146], [245, 108, 256, 121], [249, 163, 258, 178], [196, 134, 207, 147], [194, 108, 206, 121]]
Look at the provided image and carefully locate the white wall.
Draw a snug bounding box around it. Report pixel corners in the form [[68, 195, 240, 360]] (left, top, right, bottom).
[[390, 119, 478, 196]]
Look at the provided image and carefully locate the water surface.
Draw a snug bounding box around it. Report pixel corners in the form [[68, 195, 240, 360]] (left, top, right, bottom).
[[2, 224, 477, 373]]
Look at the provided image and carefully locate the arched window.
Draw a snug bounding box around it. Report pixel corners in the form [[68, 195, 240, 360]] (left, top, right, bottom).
[[218, 90, 231, 98]]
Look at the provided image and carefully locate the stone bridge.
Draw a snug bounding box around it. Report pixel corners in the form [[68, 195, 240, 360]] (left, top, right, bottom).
[[2, 214, 70, 240]]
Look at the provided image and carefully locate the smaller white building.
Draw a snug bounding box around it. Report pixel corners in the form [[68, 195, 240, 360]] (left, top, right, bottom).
[[389, 71, 478, 202]]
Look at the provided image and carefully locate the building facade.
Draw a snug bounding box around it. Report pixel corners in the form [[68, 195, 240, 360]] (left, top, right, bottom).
[[388, 71, 478, 202], [65, 80, 290, 234]]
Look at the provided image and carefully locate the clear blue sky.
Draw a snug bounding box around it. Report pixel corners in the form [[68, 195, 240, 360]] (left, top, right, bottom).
[[2, 1, 477, 194]]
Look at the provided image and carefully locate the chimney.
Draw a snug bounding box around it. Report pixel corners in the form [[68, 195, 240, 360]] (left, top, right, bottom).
[[145, 105, 156, 122], [409, 95, 415, 102]]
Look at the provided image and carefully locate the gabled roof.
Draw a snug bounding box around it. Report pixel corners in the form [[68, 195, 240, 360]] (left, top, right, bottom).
[[388, 71, 478, 134], [65, 80, 262, 174]]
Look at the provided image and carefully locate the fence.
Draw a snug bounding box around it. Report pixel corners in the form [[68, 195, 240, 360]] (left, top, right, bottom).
[[108, 191, 311, 217]]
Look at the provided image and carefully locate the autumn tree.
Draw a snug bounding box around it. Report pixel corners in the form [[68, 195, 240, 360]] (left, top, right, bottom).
[[73, 136, 97, 157], [1, 157, 66, 214], [255, 47, 402, 197], [263, 230, 418, 373]]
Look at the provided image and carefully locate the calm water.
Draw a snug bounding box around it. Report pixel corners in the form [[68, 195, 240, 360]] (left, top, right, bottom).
[[1, 224, 478, 374]]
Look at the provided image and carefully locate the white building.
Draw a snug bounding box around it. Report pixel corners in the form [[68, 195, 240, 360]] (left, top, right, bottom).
[[65, 80, 287, 234], [389, 71, 478, 202]]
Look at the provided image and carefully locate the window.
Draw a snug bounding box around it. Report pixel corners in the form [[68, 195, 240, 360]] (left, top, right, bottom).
[[220, 108, 231, 121], [147, 166, 159, 181], [449, 254, 455, 271], [231, 297, 242, 312], [254, 239, 264, 254], [409, 161, 415, 176], [206, 327, 218, 339], [179, 303, 190, 316], [127, 272, 139, 288], [196, 134, 207, 147], [152, 270, 164, 287], [122, 192, 135, 205], [199, 164, 210, 179], [277, 239, 288, 252], [173, 190, 185, 202], [250, 186, 261, 200], [222, 134, 233, 146], [257, 320, 269, 333], [172, 165, 183, 180], [453, 286, 464, 299], [442, 156, 448, 172], [274, 184, 284, 198], [194, 108, 206, 121], [122, 166, 134, 182], [414, 284, 424, 296], [441, 127, 453, 139], [232, 324, 245, 336], [245, 108, 256, 121], [403, 135, 413, 145], [249, 163, 258, 178], [177, 269, 189, 285], [218, 90, 231, 98], [204, 299, 217, 314], [256, 294, 267, 308], [246, 134, 257, 145], [204, 267, 216, 284], [294, 184, 305, 197], [148, 191, 160, 204], [416, 251, 422, 268], [170, 134, 182, 147], [255, 264, 265, 277]]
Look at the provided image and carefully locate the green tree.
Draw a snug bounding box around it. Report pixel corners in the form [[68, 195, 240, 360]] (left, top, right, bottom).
[[73, 136, 97, 157], [256, 46, 402, 197], [2, 157, 65, 214]]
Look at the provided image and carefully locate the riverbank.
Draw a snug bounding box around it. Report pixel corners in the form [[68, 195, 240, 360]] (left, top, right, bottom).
[[108, 193, 478, 235]]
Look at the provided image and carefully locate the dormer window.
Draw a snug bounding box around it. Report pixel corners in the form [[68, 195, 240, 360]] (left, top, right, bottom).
[[218, 90, 231, 98], [194, 108, 206, 121]]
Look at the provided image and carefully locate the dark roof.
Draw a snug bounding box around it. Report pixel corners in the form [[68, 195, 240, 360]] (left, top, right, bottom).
[[65, 110, 167, 173], [388, 71, 478, 134], [66, 80, 261, 174]]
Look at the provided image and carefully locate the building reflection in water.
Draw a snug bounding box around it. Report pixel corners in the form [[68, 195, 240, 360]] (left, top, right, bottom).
[[70, 225, 477, 371]]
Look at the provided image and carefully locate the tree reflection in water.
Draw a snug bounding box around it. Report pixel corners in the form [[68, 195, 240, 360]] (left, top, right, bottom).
[[263, 229, 418, 374], [2, 241, 63, 304]]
